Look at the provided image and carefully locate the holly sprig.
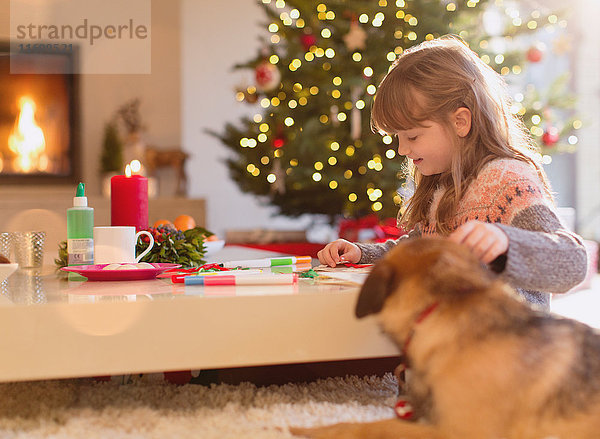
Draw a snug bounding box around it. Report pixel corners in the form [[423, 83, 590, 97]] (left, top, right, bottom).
[[55, 240, 68, 269], [136, 226, 214, 267]]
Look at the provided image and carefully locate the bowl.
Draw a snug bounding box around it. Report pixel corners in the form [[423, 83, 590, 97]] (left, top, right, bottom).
[[0, 263, 19, 282], [204, 240, 225, 256]]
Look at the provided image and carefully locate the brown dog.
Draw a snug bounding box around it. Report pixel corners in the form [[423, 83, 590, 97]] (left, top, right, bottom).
[[292, 237, 600, 439]]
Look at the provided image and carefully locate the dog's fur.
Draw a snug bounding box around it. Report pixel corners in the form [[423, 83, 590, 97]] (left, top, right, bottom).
[[291, 237, 600, 439]]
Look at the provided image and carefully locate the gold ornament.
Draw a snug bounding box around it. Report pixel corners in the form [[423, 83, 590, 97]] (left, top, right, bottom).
[[343, 22, 367, 51], [553, 34, 572, 56], [271, 158, 286, 194], [350, 86, 362, 140]]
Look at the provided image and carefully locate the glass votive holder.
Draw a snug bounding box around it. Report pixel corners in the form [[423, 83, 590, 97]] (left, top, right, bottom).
[[13, 231, 46, 268], [0, 232, 12, 261]]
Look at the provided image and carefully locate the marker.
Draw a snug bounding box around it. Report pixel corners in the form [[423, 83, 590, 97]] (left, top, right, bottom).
[[169, 269, 263, 284], [184, 273, 298, 286], [194, 269, 263, 277], [222, 256, 312, 268]]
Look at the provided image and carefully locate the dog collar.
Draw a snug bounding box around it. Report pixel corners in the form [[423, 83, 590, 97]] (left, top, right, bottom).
[[402, 302, 439, 355]]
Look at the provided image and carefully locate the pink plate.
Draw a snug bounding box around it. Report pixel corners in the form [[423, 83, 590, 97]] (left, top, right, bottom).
[[61, 263, 181, 281]]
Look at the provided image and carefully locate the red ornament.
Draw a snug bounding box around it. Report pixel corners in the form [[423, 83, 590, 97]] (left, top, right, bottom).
[[255, 61, 281, 92], [300, 33, 317, 51], [272, 137, 285, 149], [542, 126, 559, 146], [526, 46, 544, 63], [394, 399, 414, 420]]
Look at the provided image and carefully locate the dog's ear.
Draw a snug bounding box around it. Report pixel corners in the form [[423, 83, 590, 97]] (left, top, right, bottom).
[[355, 262, 397, 318]]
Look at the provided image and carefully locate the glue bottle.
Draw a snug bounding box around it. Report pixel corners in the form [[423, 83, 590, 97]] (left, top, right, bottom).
[[67, 182, 94, 266]]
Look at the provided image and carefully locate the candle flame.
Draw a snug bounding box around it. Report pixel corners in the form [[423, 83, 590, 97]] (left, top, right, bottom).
[[124, 159, 144, 176], [130, 159, 141, 173]]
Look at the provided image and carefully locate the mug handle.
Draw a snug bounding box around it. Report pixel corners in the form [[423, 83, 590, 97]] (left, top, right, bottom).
[[135, 231, 155, 263]]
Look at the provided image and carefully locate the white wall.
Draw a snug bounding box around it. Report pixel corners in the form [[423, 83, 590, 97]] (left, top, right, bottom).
[[574, 0, 600, 239], [80, 0, 181, 195], [181, 0, 318, 239]]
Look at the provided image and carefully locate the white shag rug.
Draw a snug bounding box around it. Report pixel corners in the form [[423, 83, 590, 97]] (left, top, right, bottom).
[[0, 374, 397, 438]]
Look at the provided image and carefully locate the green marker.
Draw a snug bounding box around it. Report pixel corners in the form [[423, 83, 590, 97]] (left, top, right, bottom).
[[222, 256, 312, 268]]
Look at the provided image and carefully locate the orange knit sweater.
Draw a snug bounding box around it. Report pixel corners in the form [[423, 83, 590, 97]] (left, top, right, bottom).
[[356, 158, 587, 310]]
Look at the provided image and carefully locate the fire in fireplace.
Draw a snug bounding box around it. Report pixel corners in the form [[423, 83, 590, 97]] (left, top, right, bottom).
[[0, 42, 79, 184]]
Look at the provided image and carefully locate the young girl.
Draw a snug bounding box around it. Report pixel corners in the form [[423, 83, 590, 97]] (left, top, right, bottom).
[[318, 36, 587, 310]]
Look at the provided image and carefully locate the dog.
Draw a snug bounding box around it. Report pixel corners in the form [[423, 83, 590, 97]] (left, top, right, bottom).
[[291, 237, 600, 439]]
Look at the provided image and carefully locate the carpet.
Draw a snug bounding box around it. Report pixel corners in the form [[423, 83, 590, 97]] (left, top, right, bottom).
[[0, 374, 397, 438]]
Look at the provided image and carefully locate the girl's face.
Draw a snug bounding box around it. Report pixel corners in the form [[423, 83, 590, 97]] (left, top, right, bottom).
[[394, 107, 471, 176], [396, 120, 456, 176]]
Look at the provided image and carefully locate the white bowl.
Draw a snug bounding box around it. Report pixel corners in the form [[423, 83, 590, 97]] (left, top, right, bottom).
[[0, 263, 19, 282], [204, 240, 225, 256]]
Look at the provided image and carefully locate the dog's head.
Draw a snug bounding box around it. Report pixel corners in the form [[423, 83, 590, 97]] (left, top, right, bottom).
[[356, 238, 495, 327]]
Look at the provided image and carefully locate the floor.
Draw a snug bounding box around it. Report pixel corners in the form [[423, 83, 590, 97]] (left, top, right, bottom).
[[551, 275, 600, 328]]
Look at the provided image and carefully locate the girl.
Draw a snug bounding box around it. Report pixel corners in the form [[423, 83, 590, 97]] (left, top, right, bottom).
[[318, 36, 587, 310]]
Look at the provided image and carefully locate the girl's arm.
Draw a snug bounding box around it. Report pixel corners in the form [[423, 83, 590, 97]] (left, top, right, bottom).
[[493, 206, 587, 294], [454, 159, 587, 295], [355, 227, 421, 264]]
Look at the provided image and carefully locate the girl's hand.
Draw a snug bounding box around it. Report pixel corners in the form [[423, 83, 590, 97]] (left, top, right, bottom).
[[317, 239, 361, 268], [448, 220, 508, 264]]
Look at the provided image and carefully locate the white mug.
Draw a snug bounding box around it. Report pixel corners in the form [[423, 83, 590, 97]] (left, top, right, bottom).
[[93, 226, 154, 264]]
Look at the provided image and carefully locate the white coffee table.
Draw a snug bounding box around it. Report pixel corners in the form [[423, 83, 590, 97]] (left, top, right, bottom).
[[0, 246, 398, 382]]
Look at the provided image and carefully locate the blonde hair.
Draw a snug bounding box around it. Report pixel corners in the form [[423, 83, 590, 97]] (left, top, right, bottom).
[[371, 36, 551, 235]]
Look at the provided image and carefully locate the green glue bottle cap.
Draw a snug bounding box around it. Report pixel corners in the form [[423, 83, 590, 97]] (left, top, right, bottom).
[[73, 182, 88, 207]]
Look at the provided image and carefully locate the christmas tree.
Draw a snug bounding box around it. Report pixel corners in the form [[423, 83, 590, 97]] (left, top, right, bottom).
[[100, 121, 124, 175], [213, 0, 577, 223]]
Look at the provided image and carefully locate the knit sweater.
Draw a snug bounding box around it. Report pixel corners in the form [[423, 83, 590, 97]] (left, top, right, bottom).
[[356, 158, 588, 311]]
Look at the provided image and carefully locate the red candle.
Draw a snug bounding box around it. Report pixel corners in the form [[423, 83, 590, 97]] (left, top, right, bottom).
[[111, 173, 149, 230]]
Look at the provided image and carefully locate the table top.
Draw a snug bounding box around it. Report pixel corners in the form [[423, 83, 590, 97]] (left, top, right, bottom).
[[1, 246, 344, 306], [0, 246, 398, 382]]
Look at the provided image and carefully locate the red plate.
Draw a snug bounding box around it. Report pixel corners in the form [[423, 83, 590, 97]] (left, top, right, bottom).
[[61, 263, 181, 281]]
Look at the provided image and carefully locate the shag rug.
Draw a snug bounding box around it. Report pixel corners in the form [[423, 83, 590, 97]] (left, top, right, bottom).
[[0, 374, 397, 438]]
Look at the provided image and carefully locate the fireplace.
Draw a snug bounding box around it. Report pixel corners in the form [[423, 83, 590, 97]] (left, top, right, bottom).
[[0, 42, 80, 184]]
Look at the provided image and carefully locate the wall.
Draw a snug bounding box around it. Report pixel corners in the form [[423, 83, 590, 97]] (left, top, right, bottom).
[[0, 0, 181, 197], [181, 0, 317, 239], [80, 0, 181, 194], [573, 0, 600, 239]]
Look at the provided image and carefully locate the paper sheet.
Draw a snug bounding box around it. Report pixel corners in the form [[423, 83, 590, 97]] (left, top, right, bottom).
[[313, 264, 372, 285]]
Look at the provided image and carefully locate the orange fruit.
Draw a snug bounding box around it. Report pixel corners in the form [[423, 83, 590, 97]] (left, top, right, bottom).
[[173, 214, 196, 231], [205, 234, 219, 242], [153, 219, 173, 228]]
